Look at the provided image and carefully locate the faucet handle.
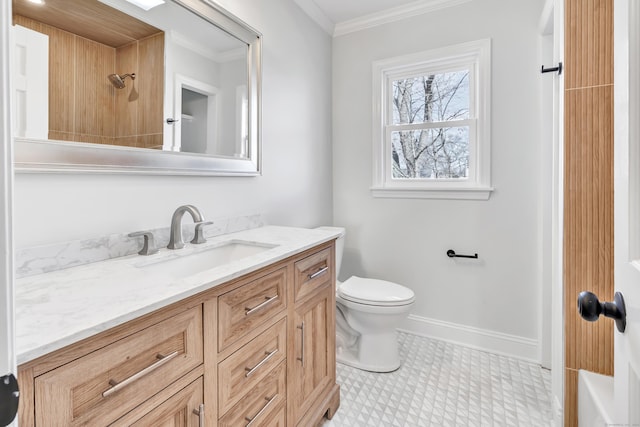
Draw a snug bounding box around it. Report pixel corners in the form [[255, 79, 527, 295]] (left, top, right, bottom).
[[129, 230, 159, 256], [191, 221, 213, 244]]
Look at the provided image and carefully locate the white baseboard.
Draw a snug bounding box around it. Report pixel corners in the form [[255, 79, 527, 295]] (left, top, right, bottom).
[[399, 314, 540, 363]]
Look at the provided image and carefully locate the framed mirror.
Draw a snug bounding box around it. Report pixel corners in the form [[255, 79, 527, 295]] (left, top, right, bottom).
[[11, 0, 262, 175]]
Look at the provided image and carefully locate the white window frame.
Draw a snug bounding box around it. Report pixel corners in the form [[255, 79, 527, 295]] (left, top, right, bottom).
[[371, 39, 493, 200]]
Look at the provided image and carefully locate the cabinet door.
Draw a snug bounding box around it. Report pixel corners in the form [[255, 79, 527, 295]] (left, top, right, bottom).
[[111, 377, 204, 427], [289, 285, 335, 425]]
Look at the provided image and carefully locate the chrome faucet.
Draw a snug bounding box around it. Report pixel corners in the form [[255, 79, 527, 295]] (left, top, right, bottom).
[[167, 205, 211, 249]]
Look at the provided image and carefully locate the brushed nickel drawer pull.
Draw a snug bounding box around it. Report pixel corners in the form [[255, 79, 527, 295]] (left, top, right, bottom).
[[102, 351, 179, 398], [309, 265, 329, 280], [245, 395, 278, 427], [245, 295, 278, 316], [193, 403, 205, 427], [245, 349, 278, 377], [297, 322, 305, 366]]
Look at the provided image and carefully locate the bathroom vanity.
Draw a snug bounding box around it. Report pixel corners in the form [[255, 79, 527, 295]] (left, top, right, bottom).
[[14, 226, 340, 426]]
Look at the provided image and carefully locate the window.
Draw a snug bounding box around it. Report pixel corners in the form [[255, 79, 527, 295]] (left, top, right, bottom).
[[371, 39, 492, 200]]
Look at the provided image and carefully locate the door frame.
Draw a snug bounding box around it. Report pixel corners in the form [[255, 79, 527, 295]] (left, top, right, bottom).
[[540, 0, 565, 424], [613, 0, 640, 422], [0, 0, 16, 424]]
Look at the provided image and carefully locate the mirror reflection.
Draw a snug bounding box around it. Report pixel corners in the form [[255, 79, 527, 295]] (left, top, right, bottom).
[[11, 0, 250, 159]]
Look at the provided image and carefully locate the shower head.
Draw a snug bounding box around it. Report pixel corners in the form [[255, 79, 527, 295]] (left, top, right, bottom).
[[108, 73, 136, 89]]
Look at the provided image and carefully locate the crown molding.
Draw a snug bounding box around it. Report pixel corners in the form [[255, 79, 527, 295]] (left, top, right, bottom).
[[334, 0, 473, 37], [170, 30, 245, 63], [293, 0, 335, 35]]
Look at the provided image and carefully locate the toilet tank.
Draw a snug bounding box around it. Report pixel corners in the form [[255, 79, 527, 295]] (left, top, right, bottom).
[[316, 226, 345, 281]]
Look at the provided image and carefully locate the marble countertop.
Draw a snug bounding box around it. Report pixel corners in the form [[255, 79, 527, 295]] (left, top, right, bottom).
[[15, 225, 341, 365]]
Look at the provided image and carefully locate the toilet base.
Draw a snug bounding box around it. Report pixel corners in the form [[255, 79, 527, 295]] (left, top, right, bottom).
[[336, 330, 401, 373]]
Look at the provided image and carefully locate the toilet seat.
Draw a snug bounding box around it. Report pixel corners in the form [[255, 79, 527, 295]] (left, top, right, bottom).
[[338, 276, 415, 307]]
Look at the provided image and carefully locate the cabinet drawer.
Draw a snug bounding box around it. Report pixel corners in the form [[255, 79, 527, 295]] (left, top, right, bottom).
[[294, 247, 332, 302], [111, 377, 204, 427], [218, 268, 287, 351], [219, 361, 286, 427], [219, 319, 287, 414], [264, 406, 286, 427], [35, 306, 203, 426]]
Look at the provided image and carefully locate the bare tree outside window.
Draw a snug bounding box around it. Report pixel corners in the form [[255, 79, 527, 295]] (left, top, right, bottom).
[[390, 70, 470, 179]]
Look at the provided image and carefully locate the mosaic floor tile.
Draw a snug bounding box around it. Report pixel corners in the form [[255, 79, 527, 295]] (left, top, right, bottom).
[[322, 332, 553, 427]]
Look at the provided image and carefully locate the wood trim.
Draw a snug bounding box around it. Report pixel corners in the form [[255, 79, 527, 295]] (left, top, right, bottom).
[[564, 85, 615, 373], [564, 368, 579, 427], [565, 0, 614, 89], [564, 0, 614, 425]]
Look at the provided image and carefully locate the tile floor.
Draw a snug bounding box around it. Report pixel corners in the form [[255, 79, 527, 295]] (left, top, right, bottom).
[[322, 332, 553, 427]]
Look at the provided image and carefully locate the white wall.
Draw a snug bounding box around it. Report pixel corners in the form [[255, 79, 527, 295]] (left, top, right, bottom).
[[12, 0, 333, 249], [333, 0, 545, 361]]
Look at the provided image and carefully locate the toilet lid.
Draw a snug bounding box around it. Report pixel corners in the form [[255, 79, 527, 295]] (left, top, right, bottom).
[[338, 276, 415, 306]]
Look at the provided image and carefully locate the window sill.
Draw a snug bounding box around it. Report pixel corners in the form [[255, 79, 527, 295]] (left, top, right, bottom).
[[370, 186, 494, 200]]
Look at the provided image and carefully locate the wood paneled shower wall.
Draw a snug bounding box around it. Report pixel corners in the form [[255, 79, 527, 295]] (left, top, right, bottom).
[[563, 0, 614, 425], [12, 15, 164, 149]]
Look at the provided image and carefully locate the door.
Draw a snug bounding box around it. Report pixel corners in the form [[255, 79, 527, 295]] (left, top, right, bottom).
[[170, 74, 218, 154], [613, 0, 640, 424], [11, 25, 48, 139]]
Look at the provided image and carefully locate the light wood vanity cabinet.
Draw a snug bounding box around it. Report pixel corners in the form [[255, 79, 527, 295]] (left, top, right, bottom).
[[18, 240, 339, 427]]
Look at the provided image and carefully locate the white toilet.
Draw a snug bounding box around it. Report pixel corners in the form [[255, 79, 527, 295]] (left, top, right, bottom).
[[318, 226, 415, 372]]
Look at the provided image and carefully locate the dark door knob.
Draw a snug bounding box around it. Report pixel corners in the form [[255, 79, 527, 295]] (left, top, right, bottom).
[[0, 374, 19, 426], [577, 291, 627, 333]]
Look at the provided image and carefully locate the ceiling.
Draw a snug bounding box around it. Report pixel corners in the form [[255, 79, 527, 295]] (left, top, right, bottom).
[[295, 0, 472, 36], [13, 0, 161, 47], [311, 0, 420, 24]]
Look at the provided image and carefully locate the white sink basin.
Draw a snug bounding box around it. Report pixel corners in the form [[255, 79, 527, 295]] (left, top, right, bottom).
[[138, 240, 276, 278]]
